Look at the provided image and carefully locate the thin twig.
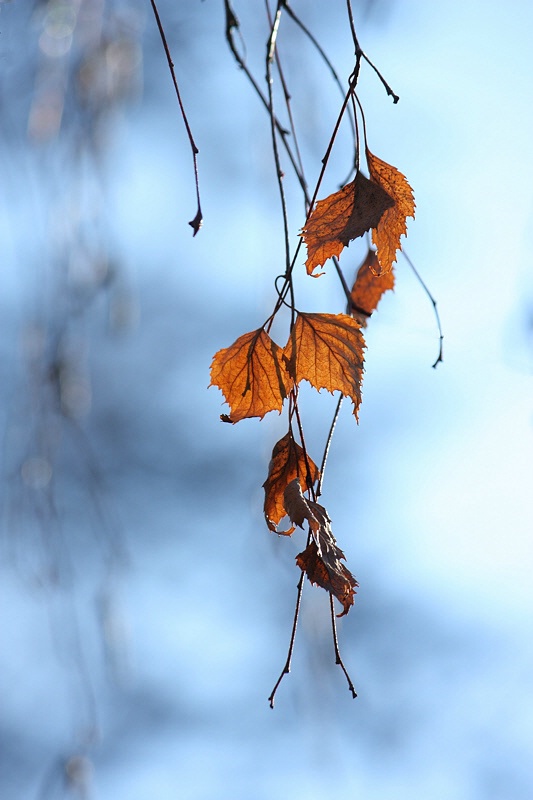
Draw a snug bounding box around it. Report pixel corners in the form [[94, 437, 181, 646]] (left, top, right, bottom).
[[332, 254, 353, 305], [283, 1, 357, 144], [265, 2, 295, 324], [224, 0, 308, 196], [149, 0, 203, 234], [401, 249, 444, 368], [269, 568, 305, 708], [268, 69, 361, 322], [266, 3, 306, 193], [316, 394, 344, 497], [290, 390, 319, 502], [329, 592, 357, 698], [226, 0, 363, 320]]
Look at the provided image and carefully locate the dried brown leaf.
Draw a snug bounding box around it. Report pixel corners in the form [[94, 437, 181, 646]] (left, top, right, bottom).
[[301, 171, 394, 276], [296, 540, 358, 617], [283, 478, 321, 542], [210, 328, 291, 423], [349, 248, 395, 327], [283, 480, 358, 616], [283, 312, 366, 419], [263, 434, 320, 532], [366, 148, 415, 275]]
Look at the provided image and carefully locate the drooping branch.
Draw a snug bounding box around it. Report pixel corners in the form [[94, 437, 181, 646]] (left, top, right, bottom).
[[209, 0, 432, 708]]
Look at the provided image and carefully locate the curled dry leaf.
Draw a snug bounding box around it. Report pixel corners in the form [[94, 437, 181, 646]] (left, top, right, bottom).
[[210, 328, 291, 422], [301, 171, 394, 276], [283, 478, 321, 544], [349, 248, 395, 327], [263, 433, 320, 533], [296, 540, 358, 617], [283, 479, 358, 616], [366, 148, 415, 275], [283, 312, 366, 419]]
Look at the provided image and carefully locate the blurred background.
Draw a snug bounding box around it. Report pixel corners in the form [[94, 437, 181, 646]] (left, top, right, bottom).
[[1, 1, 532, 798]]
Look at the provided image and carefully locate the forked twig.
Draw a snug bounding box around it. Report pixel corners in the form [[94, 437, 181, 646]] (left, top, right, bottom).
[[269, 568, 305, 708], [346, 0, 399, 103], [149, 0, 203, 234], [329, 592, 357, 698]]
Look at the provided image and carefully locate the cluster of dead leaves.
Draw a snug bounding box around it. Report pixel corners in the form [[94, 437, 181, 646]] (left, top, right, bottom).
[[265, 455, 357, 615], [209, 314, 364, 614], [210, 311, 365, 423], [210, 148, 414, 616], [301, 148, 415, 277]]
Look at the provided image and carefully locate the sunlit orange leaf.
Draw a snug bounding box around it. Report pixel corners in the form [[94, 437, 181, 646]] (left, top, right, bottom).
[[210, 328, 291, 422], [301, 171, 394, 275], [349, 248, 395, 327], [366, 148, 415, 275], [283, 312, 365, 419], [263, 434, 320, 533], [283, 480, 357, 616]]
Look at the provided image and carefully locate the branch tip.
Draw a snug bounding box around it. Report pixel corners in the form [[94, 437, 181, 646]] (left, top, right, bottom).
[[189, 208, 203, 236]]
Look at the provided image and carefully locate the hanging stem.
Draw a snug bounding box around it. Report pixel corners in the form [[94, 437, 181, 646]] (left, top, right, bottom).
[[290, 391, 319, 503], [329, 592, 357, 698], [402, 249, 444, 368], [224, 0, 308, 196], [283, 1, 357, 145], [266, 4, 307, 191], [269, 568, 306, 708], [265, 2, 295, 325], [316, 394, 344, 497], [149, 0, 203, 234]]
